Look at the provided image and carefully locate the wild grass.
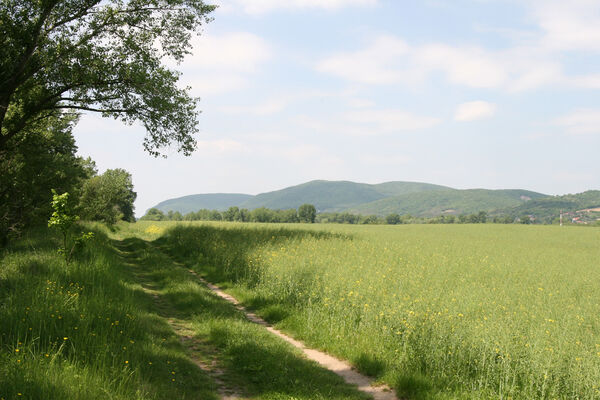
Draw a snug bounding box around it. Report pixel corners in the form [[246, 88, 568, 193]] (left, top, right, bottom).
[[1, 223, 370, 400], [153, 221, 600, 399], [0, 226, 217, 400]]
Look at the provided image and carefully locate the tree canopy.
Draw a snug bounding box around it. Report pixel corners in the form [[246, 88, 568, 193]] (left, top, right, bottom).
[[79, 168, 137, 224], [0, 113, 92, 242], [0, 0, 216, 156]]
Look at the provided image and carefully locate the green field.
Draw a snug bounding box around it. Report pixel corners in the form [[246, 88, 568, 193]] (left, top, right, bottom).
[[152, 221, 600, 399], [2, 222, 599, 399]]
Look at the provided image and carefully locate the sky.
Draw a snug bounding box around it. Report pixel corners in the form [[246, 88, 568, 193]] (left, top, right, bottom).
[[73, 0, 600, 216]]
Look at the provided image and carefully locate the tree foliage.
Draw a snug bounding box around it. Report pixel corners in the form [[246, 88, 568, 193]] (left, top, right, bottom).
[[139, 207, 166, 221], [0, 0, 216, 156], [298, 204, 316, 223], [48, 189, 93, 263], [79, 168, 137, 224], [0, 113, 91, 243]]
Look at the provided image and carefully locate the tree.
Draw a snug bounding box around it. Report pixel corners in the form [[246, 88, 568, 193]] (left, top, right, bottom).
[[386, 213, 401, 225], [223, 206, 240, 222], [0, 113, 91, 243], [298, 204, 316, 223], [251, 207, 272, 223], [0, 0, 216, 156], [140, 207, 165, 221], [79, 168, 136, 224], [47, 190, 93, 264]]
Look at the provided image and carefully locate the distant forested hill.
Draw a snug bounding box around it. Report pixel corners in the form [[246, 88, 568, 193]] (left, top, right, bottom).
[[147, 180, 598, 221], [239, 180, 449, 212], [153, 193, 253, 214], [348, 189, 548, 217], [493, 190, 600, 223]]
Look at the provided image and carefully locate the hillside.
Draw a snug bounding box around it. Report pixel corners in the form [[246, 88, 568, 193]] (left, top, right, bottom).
[[371, 181, 451, 196], [239, 180, 450, 212], [493, 190, 600, 223], [151, 180, 449, 214], [154, 193, 253, 214], [349, 188, 548, 217], [239, 180, 386, 212]]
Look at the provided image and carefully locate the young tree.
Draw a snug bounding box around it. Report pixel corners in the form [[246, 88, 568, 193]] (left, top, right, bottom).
[[1, 0, 216, 156], [298, 204, 316, 223], [48, 190, 93, 264]]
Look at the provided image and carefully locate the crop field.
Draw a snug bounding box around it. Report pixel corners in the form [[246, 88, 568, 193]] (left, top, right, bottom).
[[148, 221, 600, 399]]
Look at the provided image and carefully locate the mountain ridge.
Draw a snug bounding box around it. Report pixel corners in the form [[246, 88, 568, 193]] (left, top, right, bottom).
[[149, 180, 562, 218]]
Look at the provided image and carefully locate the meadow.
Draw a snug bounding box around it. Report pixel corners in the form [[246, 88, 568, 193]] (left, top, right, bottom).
[[147, 221, 600, 399], [0, 224, 369, 399], [2, 221, 599, 399]]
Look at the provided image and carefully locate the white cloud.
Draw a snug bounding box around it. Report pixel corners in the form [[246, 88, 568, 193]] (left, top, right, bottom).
[[176, 32, 271, 95], [316, 36, 413, 85], [554, 109, 600, 135], [186, 32, 271, 72], [315, 33, 600, 92], [454, 101, 497, 122], [217, 0, 377, 15], [530, 0, 600, 52]]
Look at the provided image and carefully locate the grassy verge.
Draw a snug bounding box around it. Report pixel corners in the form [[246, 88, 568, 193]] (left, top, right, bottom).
[[113, 234, 370, 400], [0, 226, 216, 400], [1, 223, 371, 400]]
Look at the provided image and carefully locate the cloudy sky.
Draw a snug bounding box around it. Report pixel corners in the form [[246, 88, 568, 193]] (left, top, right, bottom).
[[73, 0, 600, 216]]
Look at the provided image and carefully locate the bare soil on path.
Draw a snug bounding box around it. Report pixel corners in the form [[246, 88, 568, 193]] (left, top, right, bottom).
[[188, 270, 399, 400]]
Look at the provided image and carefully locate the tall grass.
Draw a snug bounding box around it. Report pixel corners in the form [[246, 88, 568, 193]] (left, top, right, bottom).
[[0, 226, 216, 399], [157, 222, 600, 399]]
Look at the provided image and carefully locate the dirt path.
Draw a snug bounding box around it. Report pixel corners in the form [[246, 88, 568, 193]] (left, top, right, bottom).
[[131, 265, 245, 399], [187, 269, 399, 400]]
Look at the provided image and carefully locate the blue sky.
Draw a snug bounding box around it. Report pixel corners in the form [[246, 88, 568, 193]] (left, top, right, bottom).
[[73, 0, 600, 215]]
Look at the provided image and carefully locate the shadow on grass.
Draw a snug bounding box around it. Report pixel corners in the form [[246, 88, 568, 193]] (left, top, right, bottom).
[[112, 234, 369, 400], [0, 228, 219, 400], [209, 325, 370, 400]]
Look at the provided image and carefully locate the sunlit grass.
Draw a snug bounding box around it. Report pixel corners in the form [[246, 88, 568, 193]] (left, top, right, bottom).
[[153, 221, 600, 399]]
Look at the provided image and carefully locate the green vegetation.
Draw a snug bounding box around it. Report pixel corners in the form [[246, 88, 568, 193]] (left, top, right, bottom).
[[142, 204, 313, 224], [0, 114, 93, 244], [154, 194, 254, 214], [1, 0, 215, 157], [149, 180, 567, 223], [494, 190, 600, 224], [154, 221, 600, 399], [79, 169, 137, 224], [350, 188, 547, 217], [1, 223, 371, 399], [0, 226, 218, 399], [47, 190, 93, 264], [152, 180, 453, 214]]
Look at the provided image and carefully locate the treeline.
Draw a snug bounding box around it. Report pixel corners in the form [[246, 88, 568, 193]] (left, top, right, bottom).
[[317, 211, 520, 224], [141, 207, 537, 225], [0, 114, 137, 245], [141, 204, 318, 223]]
